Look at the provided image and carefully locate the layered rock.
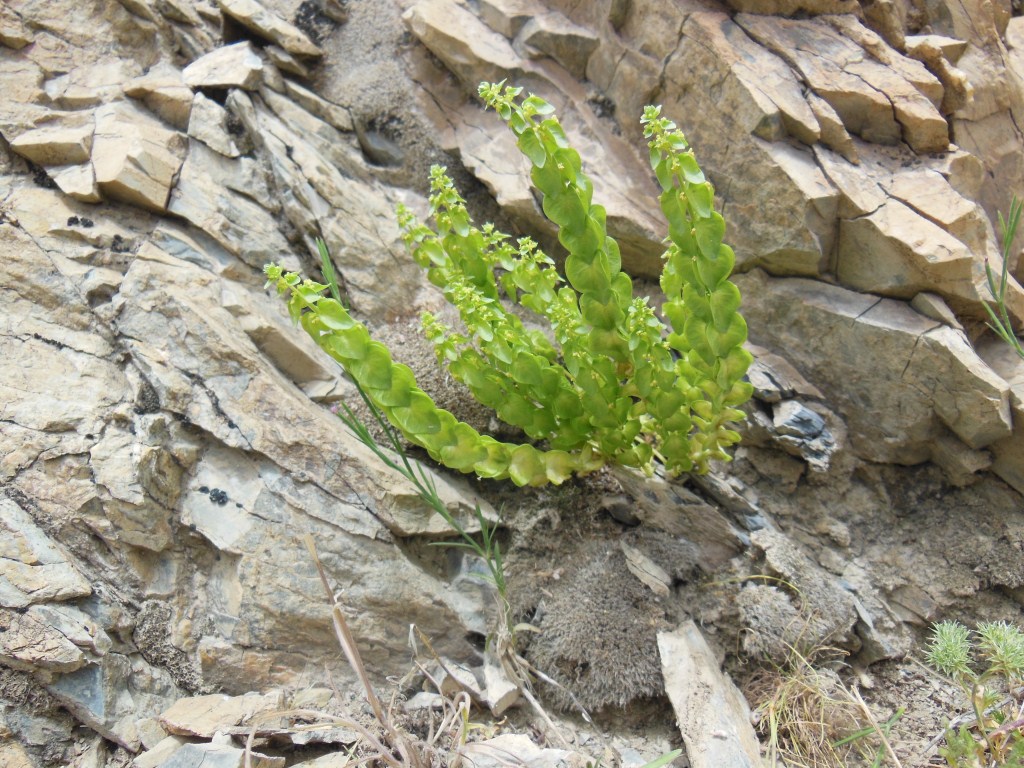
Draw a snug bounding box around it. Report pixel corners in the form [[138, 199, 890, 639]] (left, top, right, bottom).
[[3, 0, 1024, 763], [401, 0, 1024, 482], [0, 0, 494, 760]]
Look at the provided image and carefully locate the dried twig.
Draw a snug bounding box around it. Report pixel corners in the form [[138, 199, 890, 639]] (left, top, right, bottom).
[[849, 685, 904, 768]]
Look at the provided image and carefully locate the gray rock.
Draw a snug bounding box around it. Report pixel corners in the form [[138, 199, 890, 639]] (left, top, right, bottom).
[[459, 734, 590, 768], [167, 140, 291, 267], [46, 653, 180, 750], [768, 400, 837, 471], [354, 122, 404, 167], [155, 738, 284, 768], [772, 400, 825, 439], [658, 621, 762, 768]]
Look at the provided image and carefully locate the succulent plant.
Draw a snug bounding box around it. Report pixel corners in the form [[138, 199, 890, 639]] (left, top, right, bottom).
[[265, 82, 751, 486]]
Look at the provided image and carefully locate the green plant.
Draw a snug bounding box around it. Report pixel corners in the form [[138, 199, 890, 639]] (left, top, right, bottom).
[[317, 239, 510, 616], [925, 619, 1024, 766], [265, 81, 751, 486], [984, 196, 1023, 360]]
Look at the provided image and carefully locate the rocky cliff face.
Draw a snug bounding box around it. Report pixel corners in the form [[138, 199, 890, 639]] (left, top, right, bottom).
[[2, 0, 1024, 765]]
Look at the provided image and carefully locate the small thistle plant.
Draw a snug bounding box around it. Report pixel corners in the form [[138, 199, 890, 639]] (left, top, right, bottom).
[[926, 620, 1024, 766], [265, 82, 752, 486]]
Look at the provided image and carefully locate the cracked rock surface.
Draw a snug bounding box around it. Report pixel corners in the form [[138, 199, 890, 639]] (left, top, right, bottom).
[[2, 0, 1024, 765]]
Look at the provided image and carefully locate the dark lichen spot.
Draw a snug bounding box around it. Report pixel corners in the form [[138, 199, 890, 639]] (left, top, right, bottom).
[[293, 0, 337, 45], [31, 164, 57, 190], [133, 377, 160, 415], [225, 112, 245, 137]]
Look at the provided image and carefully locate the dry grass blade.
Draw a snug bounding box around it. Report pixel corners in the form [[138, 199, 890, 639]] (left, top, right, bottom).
[[304, 535, 424, 768], [305, 535, 388, 728], [746, 644, 868, 768], [849, 685, 904, 768]]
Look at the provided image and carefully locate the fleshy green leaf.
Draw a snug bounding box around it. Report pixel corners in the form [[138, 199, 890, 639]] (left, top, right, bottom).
[[518, 129, 547, 168], [268, 86, 753, 487]]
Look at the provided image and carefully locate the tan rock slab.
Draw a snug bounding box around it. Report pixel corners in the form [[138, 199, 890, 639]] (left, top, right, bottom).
[[92, 101, 186, 212], [27, 603, 111, 656], [737, 270, 1011, 464], [976, 338, 1024, 495], [146, 738, 285, 768], [158, 692, 282, 737], [884, 169, 990, 253], [1007, 18, 1024, 87], [135, 717, 171, 750], [51, 163, 102, 202], [482, 649, 520, 715], [515, 12, 599, 79], [661, 17, 835, 275], [658, 621, 762, 768], [739, 15, 897, 144], [10, 121, 94, 166], [479, 0, 542, 37], [807, 91, 858, 163], [220, 281, 337, 390], [43, 60, 131, 109], [217, 0, 322, 57], [812, 145, 885, 217], [188, 92, 242, 157], [183, 42, 263, 90], [0, 740, 34, 768], [930, 431, 992, 486], [916, 323, 1011, 447], [837, 197, 974, 299], [403, 0, 521, 86], [0, 5, 32, 49], [132, 735, 190, 768], [911, 291, 963, 329], [0, 57, 46, 134], [162, 0, 203, 24], [263, 44, 310, 78], [828, 15, 943, 107], [0, 497, 92, 609], [906, 33, 968, 63], [282, 80, 353, 132], [0, 608, 87, 672], [739, 15, 948, 153], [672, 14, 820, 146], [125, 64, 194, 129]]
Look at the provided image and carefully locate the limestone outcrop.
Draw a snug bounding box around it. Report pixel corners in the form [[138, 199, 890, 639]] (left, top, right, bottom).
[[2, 0, 1024, 764]]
